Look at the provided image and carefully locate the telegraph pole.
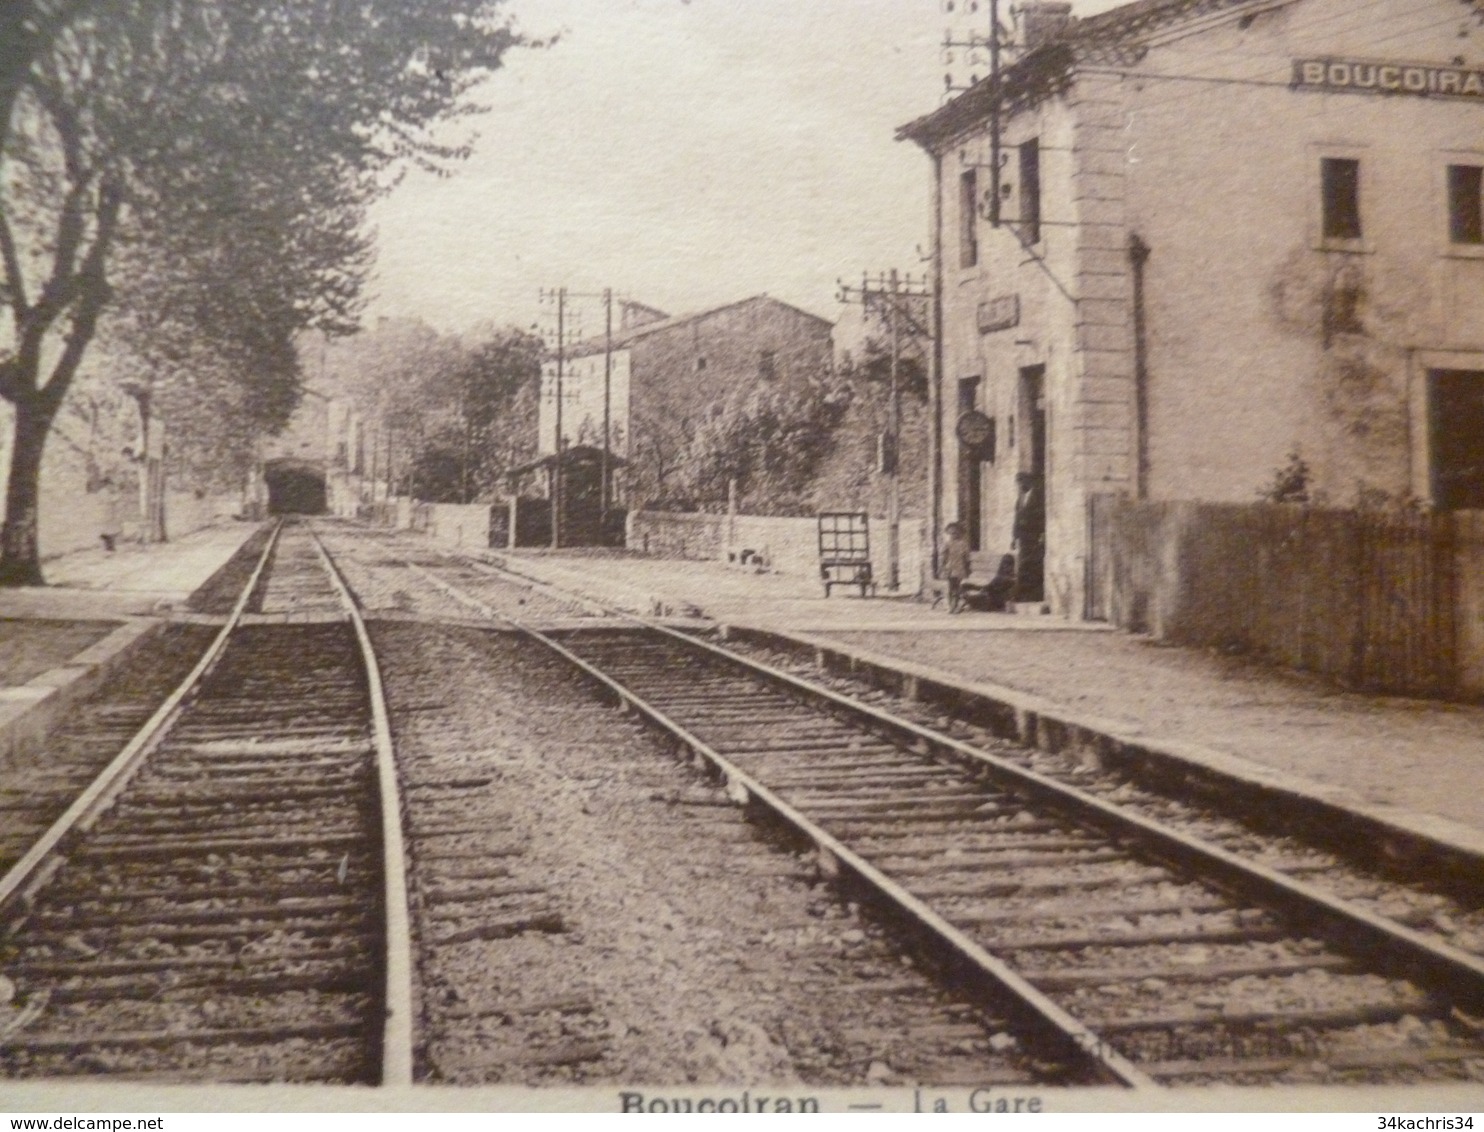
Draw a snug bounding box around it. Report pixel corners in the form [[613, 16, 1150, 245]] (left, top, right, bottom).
[[541, 285, 619, 547], [989, 0, 1002, 225], [837, 270, 932, 593], [385, 422, 395, 517], [555, 290, 564, 548], [539, 286, 569, 549], [942, 0, 1009, 221], [602, 287, 613, 525]]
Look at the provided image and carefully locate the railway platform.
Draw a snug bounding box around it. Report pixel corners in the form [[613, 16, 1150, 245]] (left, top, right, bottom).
[[487, 547, 1484, 857], [0, 519, 259, 620], [0, 521, 259, 760]]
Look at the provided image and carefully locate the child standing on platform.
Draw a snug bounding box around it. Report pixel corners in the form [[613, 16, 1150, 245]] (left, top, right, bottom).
[[942, 521, 971, 614]]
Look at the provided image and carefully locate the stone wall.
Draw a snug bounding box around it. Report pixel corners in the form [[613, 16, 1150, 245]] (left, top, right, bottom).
[[420, 502, 491, 549], [627, 511, 724, 560], [630, 510, 930, 593], [36, 485, 235, 561]]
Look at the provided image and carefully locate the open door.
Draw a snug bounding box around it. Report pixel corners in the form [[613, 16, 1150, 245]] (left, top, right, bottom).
[[1430, 370, 1484, 509], [1015, 366, 1047, 602], [957, 377, 984, 550]]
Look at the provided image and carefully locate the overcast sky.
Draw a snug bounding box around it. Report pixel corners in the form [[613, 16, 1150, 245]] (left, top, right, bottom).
[[367, 0, 1125, 337]]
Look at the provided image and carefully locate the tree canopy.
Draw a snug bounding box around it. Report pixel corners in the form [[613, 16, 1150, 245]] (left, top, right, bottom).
[[0, 0, 529, 581], [320, 318, 542, 506]]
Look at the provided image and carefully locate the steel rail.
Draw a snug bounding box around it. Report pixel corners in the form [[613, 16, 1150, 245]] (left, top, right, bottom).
[[0, 519, 284, 913], [467, 553, 1484, 1014], [659, 624, 1484, 1012], [309, 527, 415, 1087], [1, 519, 414, 1087], [400, 557, 1154, 1089]]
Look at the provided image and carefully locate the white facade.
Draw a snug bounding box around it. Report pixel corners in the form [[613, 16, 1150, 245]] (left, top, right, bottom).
[[537, 349, 632, 457], [903, 0, 1484, 617]]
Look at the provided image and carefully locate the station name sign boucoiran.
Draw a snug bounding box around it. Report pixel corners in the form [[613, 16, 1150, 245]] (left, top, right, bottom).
[[1293, 57, 1484, 100]]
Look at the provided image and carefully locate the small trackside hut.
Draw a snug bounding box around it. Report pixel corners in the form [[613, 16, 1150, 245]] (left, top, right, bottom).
[[503, 445, 626, 548]]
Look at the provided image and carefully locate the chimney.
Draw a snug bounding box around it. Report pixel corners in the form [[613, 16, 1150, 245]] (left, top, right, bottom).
[[1014, 2, 1074, 51], [618, 300, 668, 331]]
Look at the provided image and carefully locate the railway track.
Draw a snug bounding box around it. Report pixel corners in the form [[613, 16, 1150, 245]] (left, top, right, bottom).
[[396, 547, 1484, 1089], [305, 522, 1062, 1086], [721, 635, 1484, 949], [0, 626, 219, 882], [0, 519, 411, 1084]]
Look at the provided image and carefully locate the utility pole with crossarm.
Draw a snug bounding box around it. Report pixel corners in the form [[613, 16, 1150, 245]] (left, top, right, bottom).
[[837, 269, 933, 593], [538, 287, 583, 549], [539, 286, 622, 548]]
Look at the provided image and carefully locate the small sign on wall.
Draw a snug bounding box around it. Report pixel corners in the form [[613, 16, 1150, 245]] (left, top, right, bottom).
[[977, 294, 1020, 335]]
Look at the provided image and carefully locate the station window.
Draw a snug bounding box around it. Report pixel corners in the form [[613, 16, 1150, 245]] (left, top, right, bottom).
[[1449, 164, 1483, 245], [1321, 157, 1363, 241], [1019, 138, 1041, 245], [960, 169, 978, 268], [758, 349, 776, 380]]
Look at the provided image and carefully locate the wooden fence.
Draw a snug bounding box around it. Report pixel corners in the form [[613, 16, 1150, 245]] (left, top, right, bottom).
[[1087, 497, 1484, 698]]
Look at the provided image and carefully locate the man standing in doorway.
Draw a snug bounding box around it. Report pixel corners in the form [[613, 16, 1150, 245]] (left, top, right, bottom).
[[1012, 472, 1044, 603]]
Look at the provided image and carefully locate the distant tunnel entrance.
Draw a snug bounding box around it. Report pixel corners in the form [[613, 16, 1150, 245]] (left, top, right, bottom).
[[264, 460, 328, 515]]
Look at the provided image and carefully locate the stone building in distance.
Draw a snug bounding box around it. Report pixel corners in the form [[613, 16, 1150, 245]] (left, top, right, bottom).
[[538, 294, 833, 507], [901, 0, 1484, 616]]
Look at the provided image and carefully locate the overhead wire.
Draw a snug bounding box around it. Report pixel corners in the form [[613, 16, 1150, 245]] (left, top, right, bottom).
[[932, 0, 1480, 304], [1083, 0, 1437, 71], [1093, 5, 1479, 119]]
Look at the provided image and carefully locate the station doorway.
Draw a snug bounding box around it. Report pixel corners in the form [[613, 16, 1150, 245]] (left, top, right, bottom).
[[957, 377, 983, 549], [1015, 365, 1047, 602], [264, 460, 328, 515], [1429, 370, 1484, 509]]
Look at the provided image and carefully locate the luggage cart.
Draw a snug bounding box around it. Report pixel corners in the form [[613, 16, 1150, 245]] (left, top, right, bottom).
[[818, 512, 874, 598]]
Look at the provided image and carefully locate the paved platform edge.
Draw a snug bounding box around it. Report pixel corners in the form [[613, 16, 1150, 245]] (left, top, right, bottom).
[[717, 622, 1484, 885], [0, 617, 165, 767]]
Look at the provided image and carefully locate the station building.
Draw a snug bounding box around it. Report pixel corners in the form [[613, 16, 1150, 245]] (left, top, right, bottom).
[[900, 0, 1484, 616]]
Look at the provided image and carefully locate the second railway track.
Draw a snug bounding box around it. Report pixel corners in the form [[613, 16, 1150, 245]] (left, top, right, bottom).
[[394, 544, 1484, 1090]]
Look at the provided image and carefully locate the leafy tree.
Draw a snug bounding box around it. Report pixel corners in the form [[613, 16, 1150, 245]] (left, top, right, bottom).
[[320, 320, 539, 505], [452, 327, 544, 498], [668, 379, 852, 514], [1258, 450, 1312, 505], [0, 3, 94, 157], [851, 338, 929, 401], [628, 408, 696, 509], [0, 0, 527, 583], [406, 447, 466, 504]]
